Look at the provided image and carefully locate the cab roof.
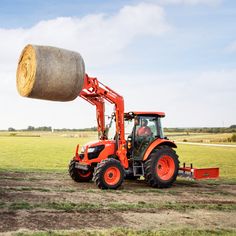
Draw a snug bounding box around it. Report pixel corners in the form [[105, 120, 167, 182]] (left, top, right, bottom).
[[125, 111, 165, 118]]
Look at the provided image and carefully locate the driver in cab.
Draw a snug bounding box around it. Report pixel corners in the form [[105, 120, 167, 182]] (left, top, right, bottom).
[[137, 119, 152, 136]]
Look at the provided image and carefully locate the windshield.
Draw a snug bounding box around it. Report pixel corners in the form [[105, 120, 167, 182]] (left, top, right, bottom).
[[125, 119, 134, 139], [107, 115, 134, 140], [135, 116, 164, 139], [107, 114, 164, 140]]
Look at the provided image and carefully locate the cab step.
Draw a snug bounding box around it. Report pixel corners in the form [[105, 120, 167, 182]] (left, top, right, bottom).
[[133, 162, 144, 176]]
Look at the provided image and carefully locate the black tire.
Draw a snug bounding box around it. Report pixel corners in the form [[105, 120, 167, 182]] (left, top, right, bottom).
[[68, 160, 93, 182], [144, 145, 179, 188], [93, 159, 125, 189]]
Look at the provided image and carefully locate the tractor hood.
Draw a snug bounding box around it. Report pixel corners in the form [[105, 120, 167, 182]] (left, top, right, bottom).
[[77, 139, 117, 164], [81, 140, 116, 153]]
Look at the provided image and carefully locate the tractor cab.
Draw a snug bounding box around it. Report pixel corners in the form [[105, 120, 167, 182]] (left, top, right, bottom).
[[124, 112, 166, 160], [107, 111, 168, 161]]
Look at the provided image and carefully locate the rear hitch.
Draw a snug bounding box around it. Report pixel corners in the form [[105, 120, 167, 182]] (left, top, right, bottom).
[[178, 163, 219, 180]]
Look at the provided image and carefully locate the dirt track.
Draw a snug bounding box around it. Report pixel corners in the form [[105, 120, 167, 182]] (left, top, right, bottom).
[[0, 171, 235, 234]]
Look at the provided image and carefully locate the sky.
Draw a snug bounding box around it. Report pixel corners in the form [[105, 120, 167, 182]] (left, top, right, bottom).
[[0, 0, 235, 129]]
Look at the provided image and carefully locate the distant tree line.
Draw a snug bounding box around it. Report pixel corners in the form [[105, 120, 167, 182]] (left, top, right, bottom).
[[6, 125, 236, 133], [164, 125, 236, 133], [27, 126, 52, 131], [7, 126, 97, 132], [53, 126, 97, 132], [229, 134, 236, 142], [8, 126, 52, 132]]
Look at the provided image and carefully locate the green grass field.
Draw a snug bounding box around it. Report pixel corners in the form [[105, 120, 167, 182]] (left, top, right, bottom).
[[167, 132, 234, 143], [0, 132, 96, 171], [0, 132, 235, 181]]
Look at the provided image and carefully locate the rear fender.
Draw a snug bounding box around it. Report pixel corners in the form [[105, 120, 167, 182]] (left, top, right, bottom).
[[143, 139, 177, 161]]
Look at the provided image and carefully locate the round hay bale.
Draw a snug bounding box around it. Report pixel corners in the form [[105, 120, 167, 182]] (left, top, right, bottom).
[[16, 44, 85, 101]]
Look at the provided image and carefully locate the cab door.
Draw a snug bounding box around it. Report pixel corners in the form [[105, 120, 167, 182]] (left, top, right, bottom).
[[133, 116, 160, 160]]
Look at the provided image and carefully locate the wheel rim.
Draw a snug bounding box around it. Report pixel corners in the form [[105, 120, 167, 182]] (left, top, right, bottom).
[[156, 155, 175, 181], [78, 170, 91, 178], [104, 166, 121, 186]]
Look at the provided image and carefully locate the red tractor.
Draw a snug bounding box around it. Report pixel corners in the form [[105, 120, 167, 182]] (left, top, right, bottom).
[[69, 74, 219, 189], [15, 44, 218, 189]]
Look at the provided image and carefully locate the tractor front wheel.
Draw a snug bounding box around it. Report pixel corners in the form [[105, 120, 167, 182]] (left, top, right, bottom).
[[69, 160, 93, 182], [144, 145, 179, 188], [93, 159, 124, 189]]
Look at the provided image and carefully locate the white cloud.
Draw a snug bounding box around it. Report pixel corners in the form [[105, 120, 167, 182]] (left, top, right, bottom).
[[124, 69, 235, 127], [157, 0, 222, 6], [0, 2, 170, 129], [0, 2, 169, 73]]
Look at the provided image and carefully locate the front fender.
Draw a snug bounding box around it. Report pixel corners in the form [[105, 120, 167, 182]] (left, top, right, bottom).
[[143, 139, 177, 161]]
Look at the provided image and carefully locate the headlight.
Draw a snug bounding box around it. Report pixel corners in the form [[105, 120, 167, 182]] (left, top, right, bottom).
[[87, 145, 105, 154], [88, 147, 96, 153]]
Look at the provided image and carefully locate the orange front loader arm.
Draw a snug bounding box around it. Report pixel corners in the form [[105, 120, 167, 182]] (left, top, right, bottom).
[[79, 74, 128, 168]]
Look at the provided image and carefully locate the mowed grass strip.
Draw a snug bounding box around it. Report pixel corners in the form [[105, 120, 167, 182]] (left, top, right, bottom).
[[0, 186, 51, 192], [13, 228, 236, 236], [1, 185, 234, 197], [2, 201, 236, 212], [0, 186, 77, 193]]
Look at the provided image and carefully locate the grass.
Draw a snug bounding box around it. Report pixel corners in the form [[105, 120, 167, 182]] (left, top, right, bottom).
[[9, 202, 33, 210], [0, 131, 234, 236], [0, 186, 51, 192], [167, 132, 235, 143], [0, 131, 236, 181], [0, 132, 96, 171], [177, 144, 236, 180], [1, 185, 234, 197], [0, 201, 5, 208], [14, 228, 236, 236], [3, 201, 236, 212]]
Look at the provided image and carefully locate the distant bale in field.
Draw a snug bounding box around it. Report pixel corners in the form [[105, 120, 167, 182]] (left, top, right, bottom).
[[16, 44, 85, 102]]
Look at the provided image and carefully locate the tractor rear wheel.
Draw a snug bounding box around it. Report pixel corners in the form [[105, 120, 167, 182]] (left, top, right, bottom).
[[69, 160, 93, 182], [93, 158, 125, 189], [144, 145, 179, 188]]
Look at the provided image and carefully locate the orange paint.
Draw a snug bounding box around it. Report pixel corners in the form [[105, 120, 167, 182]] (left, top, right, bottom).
[[156, 155, 175, 180], [143, 139, 177, 161], [104, 166, 121, 185]]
